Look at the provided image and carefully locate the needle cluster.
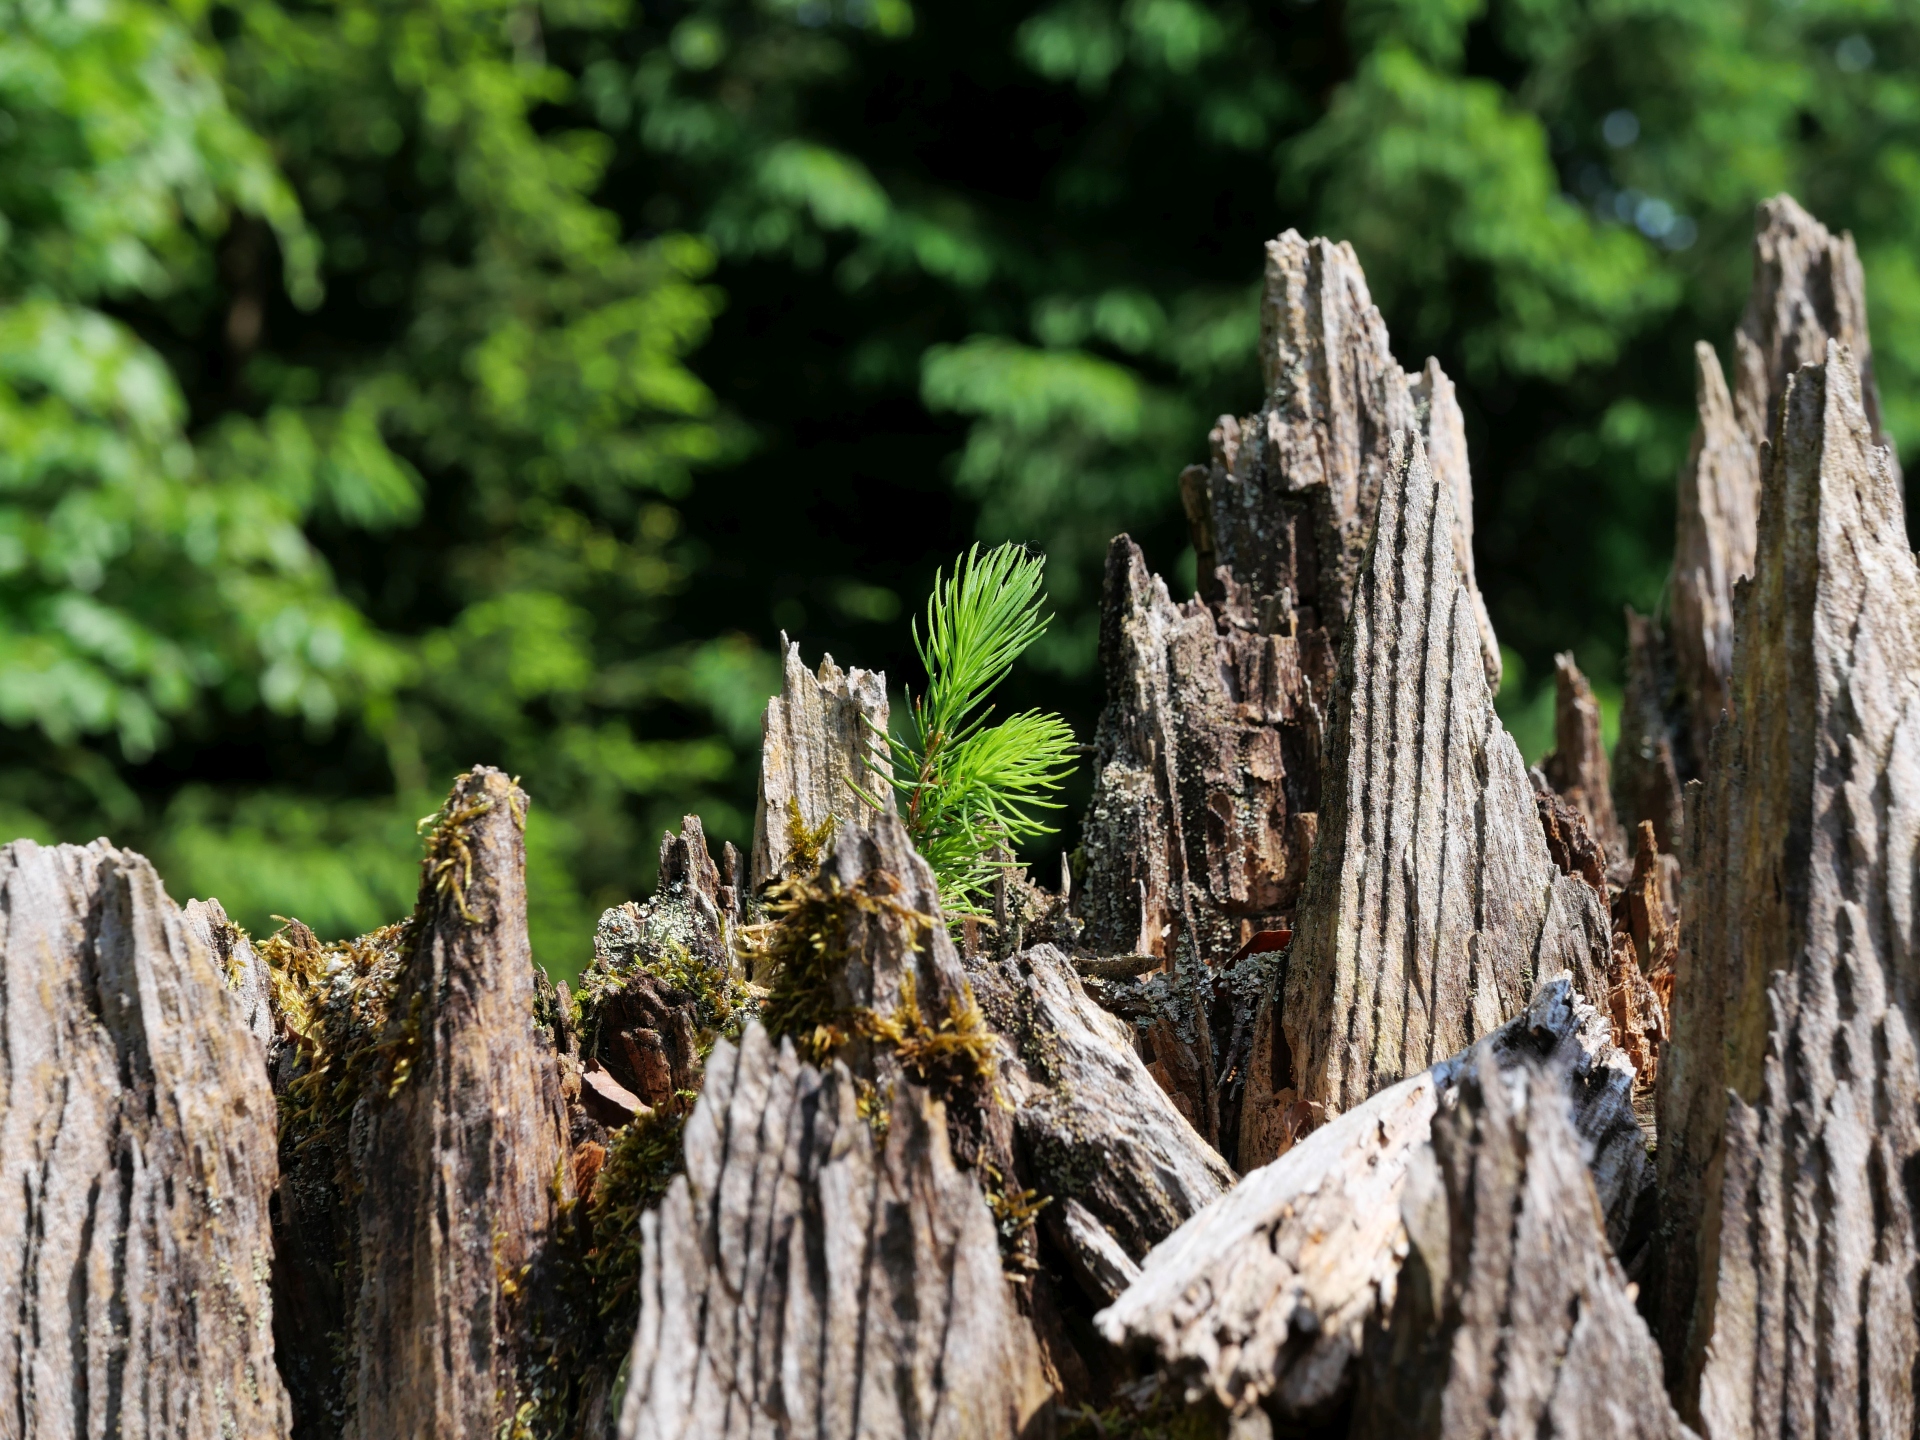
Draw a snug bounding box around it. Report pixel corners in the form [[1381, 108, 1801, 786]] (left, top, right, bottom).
[[885, 543, 1077, 917]]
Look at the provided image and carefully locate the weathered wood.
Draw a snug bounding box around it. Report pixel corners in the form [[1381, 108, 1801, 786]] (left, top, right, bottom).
[[1080, 231, 1504, 1159], [1732, 196, 1893, 470], [347, 767, 572, 1438], [0, 840, 290, 1439], [616, 1022, 1053, 1439], [750, 634, 894, 889], [997, 944, 1234, 1268], [1097, 973, 1652, 1425], [1353, 1053, 1692, 1440], [1655, 340, 1920, 1434], [1672, 342, 1760, 758], [1620, 194, 1896, 848], [584, 814, 743, 1111], [1280, 432, 1610, 1136], [1615, 607, 1688, 854], [1543, 649, 1627, 864]]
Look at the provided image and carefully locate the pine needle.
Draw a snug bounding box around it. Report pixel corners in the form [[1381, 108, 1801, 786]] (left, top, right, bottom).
[[887, 543, 1077, 917]]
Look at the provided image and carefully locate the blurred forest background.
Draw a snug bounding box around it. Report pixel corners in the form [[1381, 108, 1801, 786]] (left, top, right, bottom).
[[5, 0, 1918, 978]]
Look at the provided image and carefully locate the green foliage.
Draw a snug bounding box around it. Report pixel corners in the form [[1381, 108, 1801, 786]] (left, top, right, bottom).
[[887, 544, 1076, 917], [0, 0, 772, 978], [13, 0, 1920, 960]]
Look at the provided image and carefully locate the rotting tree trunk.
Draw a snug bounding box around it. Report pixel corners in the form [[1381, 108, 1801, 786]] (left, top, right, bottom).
[[1097, 973, 1652, 1429], [346, 767, 572, 1439], [1351, 1053, 1691, 1440], [0, 840, 291, 1439], [1077, 231, 1505, 1165], [1279, 432, 1610, 1141], [1655, 341, 1920, 1435]]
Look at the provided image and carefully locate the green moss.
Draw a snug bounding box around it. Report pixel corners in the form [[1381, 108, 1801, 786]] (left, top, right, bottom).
[[576, 935, 757, 1062], [784, 795, 836, 875]]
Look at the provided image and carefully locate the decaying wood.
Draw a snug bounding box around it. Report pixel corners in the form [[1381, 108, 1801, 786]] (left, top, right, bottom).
[[1543, 650, 1626, 864], [1281, 432, 1609, 1135], [1656, 341, 1920, 1433], [1672, 343, 1760, 758], [1732, 196, 1893, 469], [1097, 973, 1652, 1424], [616, 1023, 1053, 1439], [1353, 1053, 1691, 1440], [1620, 194, 1897, 847], [750, 634, 894, 889], [347, 767, 572, 1438], [584, 815, 740, 1111], [1614, 607, 1688, 854], [994, 944, 1234, 1269], [1079, 230, 1505, 1160], [0, 840, 290, 1439]]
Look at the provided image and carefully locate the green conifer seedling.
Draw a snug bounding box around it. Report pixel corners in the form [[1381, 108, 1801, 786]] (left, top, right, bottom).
[[884, 543, 1077, 917]]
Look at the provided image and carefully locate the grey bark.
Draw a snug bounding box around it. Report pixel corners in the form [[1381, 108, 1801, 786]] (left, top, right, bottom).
[[346, 767, 572, 1439], [616, 1023, 1054, 1439], [750, 634, 894, 890], [1280, 432, 1610, 1135], [0, 840, 290, 1439], [1655, 341, 1920, 1436], [1353, 1053, 1693, 1440], [1097, 973, 1652, 1425]]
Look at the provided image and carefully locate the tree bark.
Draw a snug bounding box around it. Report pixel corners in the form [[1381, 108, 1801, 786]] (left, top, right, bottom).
[[1279, 433, 1609, 1141], [1097, 973, 1652, 1427], [616, 1023, 1054, 1439], [1655, 341, 1920, 1434], [0, 840, 290, 1439]]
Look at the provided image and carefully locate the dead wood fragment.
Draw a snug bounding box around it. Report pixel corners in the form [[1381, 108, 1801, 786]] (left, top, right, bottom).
[[749, 633, 894, 889], [998, 944, 1234, 1271], [345, 767, 572, 1439], [1614, 607, 1688, 853], [1097, 974, 1651, 1425], [1672, 342, 1759, 758], [0, 840, 291, 1439], [616, 1023, 1053, 1439], [1352, 1054, 1693, 1440], [1655, 341, 1920, 1433], [1280, 433, 1610, 1139], [1542, 649, 1626, 864]]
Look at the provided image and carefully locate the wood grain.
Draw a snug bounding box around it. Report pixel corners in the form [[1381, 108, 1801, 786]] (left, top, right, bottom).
[[0, 840, 290, 1439]]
